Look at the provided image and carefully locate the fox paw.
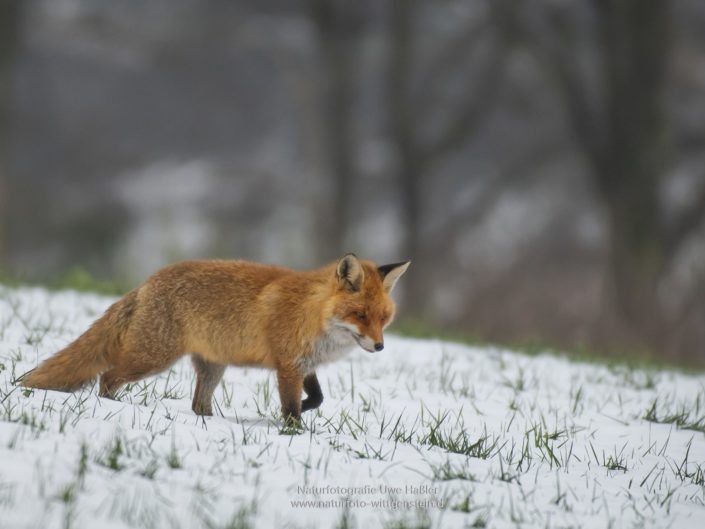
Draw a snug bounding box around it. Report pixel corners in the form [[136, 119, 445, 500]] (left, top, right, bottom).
[[192, 403, 213, 416], [279, 413, 303, 434]]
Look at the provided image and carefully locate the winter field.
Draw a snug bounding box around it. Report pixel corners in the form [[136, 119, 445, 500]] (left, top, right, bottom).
[[0, 287, 704, 529]]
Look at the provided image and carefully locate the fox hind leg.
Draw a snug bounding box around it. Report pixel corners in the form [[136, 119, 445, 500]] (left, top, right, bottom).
[[99, 347, 182, 399], [99, 311, 186, 399], [99, 361, 159, 398], [301, 373, 323, 412], [191, 355, 226, 416]]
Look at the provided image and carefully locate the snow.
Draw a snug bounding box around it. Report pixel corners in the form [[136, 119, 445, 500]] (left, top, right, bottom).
[[1, 286, 704, 528]]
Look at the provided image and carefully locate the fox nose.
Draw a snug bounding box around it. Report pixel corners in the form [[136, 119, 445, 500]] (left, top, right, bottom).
[[374, 342, 384, 351]]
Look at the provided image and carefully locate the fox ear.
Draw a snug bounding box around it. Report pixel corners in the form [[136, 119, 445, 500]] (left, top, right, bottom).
[[337, 253, 364, 292], [378, 260, 411, 293]]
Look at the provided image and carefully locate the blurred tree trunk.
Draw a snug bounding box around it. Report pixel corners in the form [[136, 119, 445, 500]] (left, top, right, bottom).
[[594, 0, 672, 346], [523, 0, 689, 351], [0, 0, 21, 266], [309, 0, 365, 259], [387, 0, 507, 315], [387, 0, 422, 310]]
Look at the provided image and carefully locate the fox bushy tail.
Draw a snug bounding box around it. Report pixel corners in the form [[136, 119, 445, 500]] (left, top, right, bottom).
[[19, 289, 139, 391]]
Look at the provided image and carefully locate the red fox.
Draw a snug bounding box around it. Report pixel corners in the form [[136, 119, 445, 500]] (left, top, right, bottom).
[[19, 254, 410, 424]]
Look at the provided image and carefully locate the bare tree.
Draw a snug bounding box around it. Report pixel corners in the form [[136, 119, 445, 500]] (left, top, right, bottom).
[[386, 0, 509, 313], [518, 0, 705, 355], [308, 0, 367, 258]]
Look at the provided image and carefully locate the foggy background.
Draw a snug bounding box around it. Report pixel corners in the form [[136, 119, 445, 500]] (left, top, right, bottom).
[[1, 0, 704, 365]]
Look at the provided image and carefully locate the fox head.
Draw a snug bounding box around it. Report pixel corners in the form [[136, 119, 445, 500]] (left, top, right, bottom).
[[328, 253, 410, 353]]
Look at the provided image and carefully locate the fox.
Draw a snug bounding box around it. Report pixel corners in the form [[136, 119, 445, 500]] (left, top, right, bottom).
[[19, 254, 410, 424]]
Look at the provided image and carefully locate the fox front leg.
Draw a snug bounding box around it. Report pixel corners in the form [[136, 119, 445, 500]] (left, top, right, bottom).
[[302, 373, 323, 412], [276, 368, 304, 427]]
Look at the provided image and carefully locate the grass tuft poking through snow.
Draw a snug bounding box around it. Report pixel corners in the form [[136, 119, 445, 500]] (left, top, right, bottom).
[[1, 286, 705, 528]]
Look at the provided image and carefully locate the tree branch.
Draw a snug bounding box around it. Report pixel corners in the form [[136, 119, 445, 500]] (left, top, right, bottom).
[[426, 139, 562, 245], [412, 12, 489, 118], [514, 2, 605, 172], [420, 35, 506, 165]]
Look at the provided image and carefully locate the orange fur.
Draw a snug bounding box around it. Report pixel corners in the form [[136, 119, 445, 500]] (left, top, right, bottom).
[[19, 255, 410, 423]]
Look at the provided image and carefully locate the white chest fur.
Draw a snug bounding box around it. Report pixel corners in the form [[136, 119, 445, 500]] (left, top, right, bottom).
[[299, 324, 357, 374]]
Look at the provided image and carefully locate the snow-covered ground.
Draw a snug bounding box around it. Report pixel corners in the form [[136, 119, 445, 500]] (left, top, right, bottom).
[[1, 286, 704, 529]]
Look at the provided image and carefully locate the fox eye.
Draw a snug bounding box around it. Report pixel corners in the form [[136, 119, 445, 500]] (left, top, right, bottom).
[[355, 311, 367, 321]]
